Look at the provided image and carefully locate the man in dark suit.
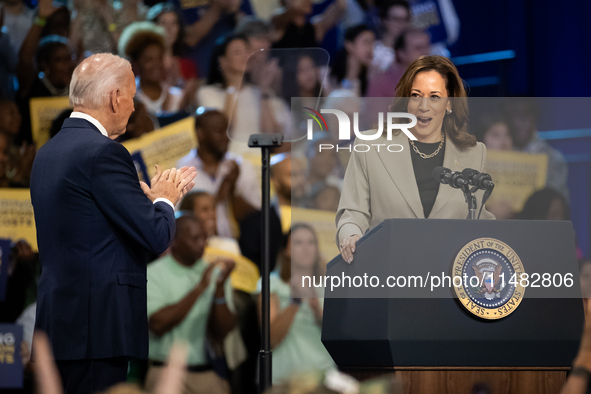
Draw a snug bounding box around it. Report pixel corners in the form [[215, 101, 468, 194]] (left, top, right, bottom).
[[30, 53, 197, 394]]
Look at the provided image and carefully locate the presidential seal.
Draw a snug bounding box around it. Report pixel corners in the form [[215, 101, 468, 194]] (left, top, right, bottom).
[[452, 238, 525, 320]]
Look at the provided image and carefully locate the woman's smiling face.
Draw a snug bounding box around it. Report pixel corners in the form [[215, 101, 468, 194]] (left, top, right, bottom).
[[406, 70, 451, 143]]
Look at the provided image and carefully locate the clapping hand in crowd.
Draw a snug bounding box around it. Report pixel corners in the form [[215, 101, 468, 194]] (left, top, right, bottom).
[[32, 332, 189, 394], [216, 160, 240, 204], [141, 165, 197, 206]]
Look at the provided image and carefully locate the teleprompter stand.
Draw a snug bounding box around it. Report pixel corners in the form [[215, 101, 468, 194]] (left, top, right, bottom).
[[249, 134, 284, 393]]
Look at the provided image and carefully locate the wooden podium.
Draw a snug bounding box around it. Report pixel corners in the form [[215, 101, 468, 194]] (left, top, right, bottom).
[[343, 366, 568, 394], [321, 219, 583, 394]]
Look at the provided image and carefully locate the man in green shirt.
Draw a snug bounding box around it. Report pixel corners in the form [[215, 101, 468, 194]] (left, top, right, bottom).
[[145, 214, 236, 394]]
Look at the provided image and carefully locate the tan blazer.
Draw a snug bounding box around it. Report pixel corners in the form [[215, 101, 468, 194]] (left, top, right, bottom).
[[336, 131, 495, 244]]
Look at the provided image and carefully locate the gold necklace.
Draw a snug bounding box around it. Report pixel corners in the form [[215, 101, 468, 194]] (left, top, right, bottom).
[[409, 132, 445, 159]]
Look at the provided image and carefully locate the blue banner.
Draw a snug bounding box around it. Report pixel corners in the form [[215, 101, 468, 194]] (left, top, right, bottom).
[[0, 324, 23, 388]]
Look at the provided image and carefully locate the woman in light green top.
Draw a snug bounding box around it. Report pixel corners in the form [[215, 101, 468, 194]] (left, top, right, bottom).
[[256, 223, 336, 384]]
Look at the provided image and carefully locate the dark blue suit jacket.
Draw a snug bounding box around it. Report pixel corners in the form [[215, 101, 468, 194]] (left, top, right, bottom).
[[30, 118, 176, 360]]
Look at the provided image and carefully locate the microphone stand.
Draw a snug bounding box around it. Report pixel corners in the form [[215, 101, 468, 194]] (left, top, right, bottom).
[[249, 133, 283, 394], [462, 184, 478, 220]]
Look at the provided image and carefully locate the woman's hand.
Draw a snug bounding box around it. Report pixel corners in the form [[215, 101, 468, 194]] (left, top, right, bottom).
[[340, 234, 360, 264]]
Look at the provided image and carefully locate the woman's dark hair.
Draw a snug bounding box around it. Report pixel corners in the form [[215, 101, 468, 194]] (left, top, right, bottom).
[[378, 0, 410, 20], [281, 54, 323, 101], [517, 188, 570, 220], [330, 24, 372, 96], [207, 33, 249, 87], [147, 3, 186, 57], [390, 55, 476, 149], [122, 26, 166, 63], [280, 223, 324, 282], [36, 35, 70, 70], [472, 113, 508, 143], [179, 190, 212, 211]]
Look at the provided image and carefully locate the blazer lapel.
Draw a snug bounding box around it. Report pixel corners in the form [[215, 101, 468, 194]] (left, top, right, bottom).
[[429, 138, 468, 218], [376, 132, 425, 218]]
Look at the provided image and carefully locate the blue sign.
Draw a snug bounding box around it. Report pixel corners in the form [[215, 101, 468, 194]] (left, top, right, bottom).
[[0, 324, 24, 388]]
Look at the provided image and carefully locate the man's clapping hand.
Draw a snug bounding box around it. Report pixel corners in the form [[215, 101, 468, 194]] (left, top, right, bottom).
[[141, 165, 197, 206]]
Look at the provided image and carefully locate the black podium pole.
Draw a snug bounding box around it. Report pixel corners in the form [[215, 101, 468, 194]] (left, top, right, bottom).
[[249, 134, 283, 393]]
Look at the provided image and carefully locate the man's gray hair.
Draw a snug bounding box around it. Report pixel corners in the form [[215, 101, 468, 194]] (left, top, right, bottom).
[[69, 53, 132, 109]]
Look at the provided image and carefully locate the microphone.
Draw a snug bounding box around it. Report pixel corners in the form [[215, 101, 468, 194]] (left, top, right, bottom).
[[432, 166, 468, 189], [461, 168, 494, 191]]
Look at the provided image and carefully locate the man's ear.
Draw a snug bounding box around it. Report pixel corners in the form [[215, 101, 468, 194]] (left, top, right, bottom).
[[110, 89, 121, 113]]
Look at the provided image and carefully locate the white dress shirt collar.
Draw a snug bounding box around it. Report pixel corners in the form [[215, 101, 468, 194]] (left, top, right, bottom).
[[70, 111, 109, 138]]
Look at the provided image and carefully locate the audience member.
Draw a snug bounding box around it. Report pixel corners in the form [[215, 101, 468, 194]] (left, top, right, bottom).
[[503, 98, 570, 200], [408, 0, 459, 58], [305, 132, 341, 194], [256, 224, 335, 384], [118, 98, 158, 142], [17, 34, 76, 144], [32, 331, 190, 394], [271, 0, 347, 49], [15, 0, 70, 102], [199, 33, 287, 146], [234, 16, 278, 92], [271, 153, 307, 231], [0, 132, 10, 187], [517, 187, 570, 221], [180, 191, 242, 255], [177, 0, 242, 79], [282, 53, 325, 107], [1, 0, 35, 51], [146, 214, 236, 394], [372, 0, 410, 73], [473, 115, 513, 151], [148, 2, 199, 110], [366, 27, 430, 98], [119, 22, 184, 115], [328, 24, 374, 96], [70, 0, 147, 56], [0, 240, 38, 323], [0, 99, 36, 186], [311, 184, 341, 212], [341, 0, 379, 31], [0, 5, 18, 100], [177, 109, 261, 238]]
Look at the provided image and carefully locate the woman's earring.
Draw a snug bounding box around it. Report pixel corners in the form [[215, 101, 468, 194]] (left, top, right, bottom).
[[447, 108, 452, 114]]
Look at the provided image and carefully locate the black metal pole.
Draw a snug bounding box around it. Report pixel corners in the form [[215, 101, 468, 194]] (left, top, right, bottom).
[[249, 134, 283, 394]]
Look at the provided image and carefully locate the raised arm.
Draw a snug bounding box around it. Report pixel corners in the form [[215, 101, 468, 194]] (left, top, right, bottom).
[[312, 0, 347, 43], [149, 263, 216, 337], [257, 292, 299, 349]]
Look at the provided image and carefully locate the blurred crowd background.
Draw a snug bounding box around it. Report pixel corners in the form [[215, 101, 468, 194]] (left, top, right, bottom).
[[0, 0, 590, 393]]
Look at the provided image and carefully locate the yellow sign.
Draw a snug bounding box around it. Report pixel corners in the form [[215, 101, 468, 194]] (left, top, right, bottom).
[[30, 97, 72, 149], [485, 150, 548, 212], [291, 207, 339, 263], [122, 117, 197, 181], [452, 238, 525, 320], [0, 189, 37, 250], [203, 247, 260, 293]]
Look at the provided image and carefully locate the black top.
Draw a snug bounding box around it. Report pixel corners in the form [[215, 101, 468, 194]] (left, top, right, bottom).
[[409, 139, 446, 218], [273, 22, 317, 49]]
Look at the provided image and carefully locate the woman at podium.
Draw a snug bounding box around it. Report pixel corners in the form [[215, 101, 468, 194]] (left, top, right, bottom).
[[336, 55, 494, 263]]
